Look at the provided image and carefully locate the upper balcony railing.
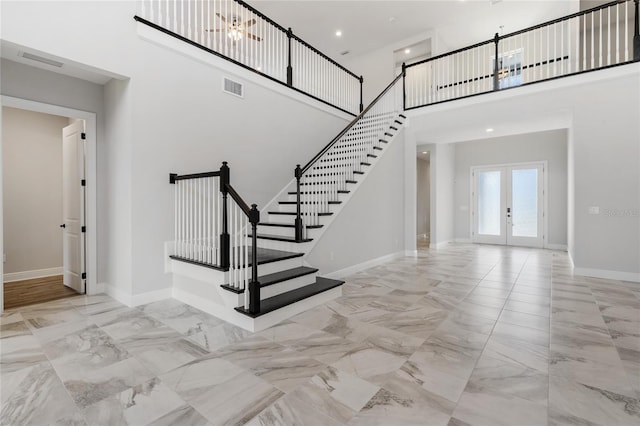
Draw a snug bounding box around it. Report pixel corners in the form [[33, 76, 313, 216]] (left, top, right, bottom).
[[404, 0, 640, 110], [136, 0, 363, 115]]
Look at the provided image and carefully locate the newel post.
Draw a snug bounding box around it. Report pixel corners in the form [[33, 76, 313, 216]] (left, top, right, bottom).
[[219, 161, 230, 269], [248, 204, 260, 314], [359, 76, 364, 113], [634, 0, 640, 61], [294, 165, 303, 242], [287, 28, 294, 86], [402, 62, 407, 111], [493, 32, 500, 91]]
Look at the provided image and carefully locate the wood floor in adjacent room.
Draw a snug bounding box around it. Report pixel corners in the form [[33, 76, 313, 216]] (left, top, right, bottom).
[[3, 275, 79, 310]]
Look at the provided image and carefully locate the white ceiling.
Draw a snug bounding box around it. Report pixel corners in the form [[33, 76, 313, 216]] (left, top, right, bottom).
[[247, 0, 579, 60]]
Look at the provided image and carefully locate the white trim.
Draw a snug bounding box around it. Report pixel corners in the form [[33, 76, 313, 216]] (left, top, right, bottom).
[[546, 244, 568, 251], [0, 96, 98, 302], [172, 287, 254, 331], [573, 267, 640, 283], [567, 248, 575, 269], [130, 288, 173, 307], [430, 240, 453, 249], [454, 238, 472, 243], [324, 251, 406, 280], [137, 23, 353, 122], [105, 284, 172, 307], [404, 250, 418, 257], [3, 267, 63, 283]]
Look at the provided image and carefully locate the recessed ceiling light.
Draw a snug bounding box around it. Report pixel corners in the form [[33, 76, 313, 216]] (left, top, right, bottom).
[[405, 49, 411, 54], [422, 151, 427, 154], [335, 30, 342, 37], [486, 128, 495, 132], [389, 17, 396, 22]]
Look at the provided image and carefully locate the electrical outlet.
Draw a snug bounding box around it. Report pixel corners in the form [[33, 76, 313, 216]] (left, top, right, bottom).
[[588, 206, 600, 215]]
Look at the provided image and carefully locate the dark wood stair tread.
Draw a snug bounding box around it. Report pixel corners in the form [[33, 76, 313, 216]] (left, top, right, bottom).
[[259, 222, 323, 229], [235, 277, 344, 318], [251, 234, 313, 243], [287, 190, 350, 194], [170, 247, 302, 270], [269, 211, 333, 216], [221, 266, 319, 294], [279, 201, 342, 205]]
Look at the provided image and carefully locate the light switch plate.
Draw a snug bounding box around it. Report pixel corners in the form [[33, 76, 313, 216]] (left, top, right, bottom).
[[589, 206, 600, 215]]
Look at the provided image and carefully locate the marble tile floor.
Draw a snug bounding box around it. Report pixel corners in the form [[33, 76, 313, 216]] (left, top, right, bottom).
[[1, 243, 639, 425]]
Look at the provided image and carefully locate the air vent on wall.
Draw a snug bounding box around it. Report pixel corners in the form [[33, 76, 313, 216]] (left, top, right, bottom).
[[223, 77, 244, 98], [19, 51, 64, 68]]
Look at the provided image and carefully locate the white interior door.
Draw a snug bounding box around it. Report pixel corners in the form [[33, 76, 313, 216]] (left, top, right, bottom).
[[62, 121, 85, 293], [472, 163, 544, 248]]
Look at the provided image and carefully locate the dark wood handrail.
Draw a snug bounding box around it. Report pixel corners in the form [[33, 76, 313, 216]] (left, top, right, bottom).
[[299, 72, 404, 176], [169, 171, 221, 183], [226, 184, 252, 218]]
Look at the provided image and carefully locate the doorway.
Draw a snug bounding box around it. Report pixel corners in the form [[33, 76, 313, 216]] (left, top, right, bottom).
[[472, 162, 545, 248], [1, 97, 97, 311], [417, 151, 431, 249]]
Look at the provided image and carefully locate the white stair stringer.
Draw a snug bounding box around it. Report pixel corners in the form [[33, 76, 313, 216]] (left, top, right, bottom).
[[255, 120, 405, 255]]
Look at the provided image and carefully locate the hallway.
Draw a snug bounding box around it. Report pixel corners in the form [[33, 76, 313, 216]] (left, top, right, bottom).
[[1, 244, 638, 425]]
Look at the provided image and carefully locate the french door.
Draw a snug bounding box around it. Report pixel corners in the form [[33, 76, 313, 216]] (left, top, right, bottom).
[[472, 163, 544, 248]]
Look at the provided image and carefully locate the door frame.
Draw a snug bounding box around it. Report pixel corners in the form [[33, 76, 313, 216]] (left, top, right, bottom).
[[1, 95, 98, 312], [470, 160, 548, 248]]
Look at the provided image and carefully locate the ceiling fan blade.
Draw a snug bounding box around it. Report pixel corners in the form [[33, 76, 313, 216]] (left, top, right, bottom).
[[243, 18, 257, 28], [246, 33, 262, 42], [215, 12, 227, 22]]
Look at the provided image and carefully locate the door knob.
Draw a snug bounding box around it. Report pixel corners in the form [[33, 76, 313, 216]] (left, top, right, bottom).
[[59, 224, 66, 229]]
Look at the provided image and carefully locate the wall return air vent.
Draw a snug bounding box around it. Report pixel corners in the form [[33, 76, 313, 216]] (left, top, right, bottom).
[[223, 77, 244, 98]]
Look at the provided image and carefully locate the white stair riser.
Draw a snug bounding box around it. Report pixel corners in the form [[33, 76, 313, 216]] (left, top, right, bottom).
[[286, 192, 351, 203], [260, 272, 318, 299], [268, 213, 333, 226], [277, 203, 340, 214], [256, 256, 304, 275], [257, 225, 322, 239], [256, 239, 314, 253]]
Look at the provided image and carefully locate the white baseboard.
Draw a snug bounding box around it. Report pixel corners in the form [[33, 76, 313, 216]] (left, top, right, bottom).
[[90, 282, 106, 295], [3, 267, 63, 283], [430, 240, 452, 249], [573, 267, 640, 283], [454, 238, 472, 244], [105, 284, 172, 307], [545, 243, 568, 251], [404, 250, 418, 257], [324, 251, 406, 280]]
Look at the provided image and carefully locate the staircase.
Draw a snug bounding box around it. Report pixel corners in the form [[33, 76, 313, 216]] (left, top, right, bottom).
[[168, 74, 405, 331]]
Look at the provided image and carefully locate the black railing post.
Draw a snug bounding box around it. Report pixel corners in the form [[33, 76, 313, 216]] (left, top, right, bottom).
[[169, 173, 177, 184], [493, 32, 500, 91], [219, 161, 230, 269], [287, 28, 294, 86], [634, 0, 640, 61], [402, 62, 407, 111], [359, 76, 364, 112], [294, 165, 303, 242], [248, 204, 260, 314]]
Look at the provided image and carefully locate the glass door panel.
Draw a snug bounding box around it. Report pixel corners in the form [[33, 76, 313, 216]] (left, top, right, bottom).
[[507, 165, 544, 247], [473, 168, 506, 245]]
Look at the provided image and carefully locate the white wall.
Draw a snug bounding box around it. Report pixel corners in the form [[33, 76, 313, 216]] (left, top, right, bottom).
[[426, 143, 455, 246], [416, 157, 430, 236], [2, 107, 68, 274], [409, 64, 640, 278], [2, 2, 352, 297], [306, 131, 406, 275], [453, 130, 568, 246]]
